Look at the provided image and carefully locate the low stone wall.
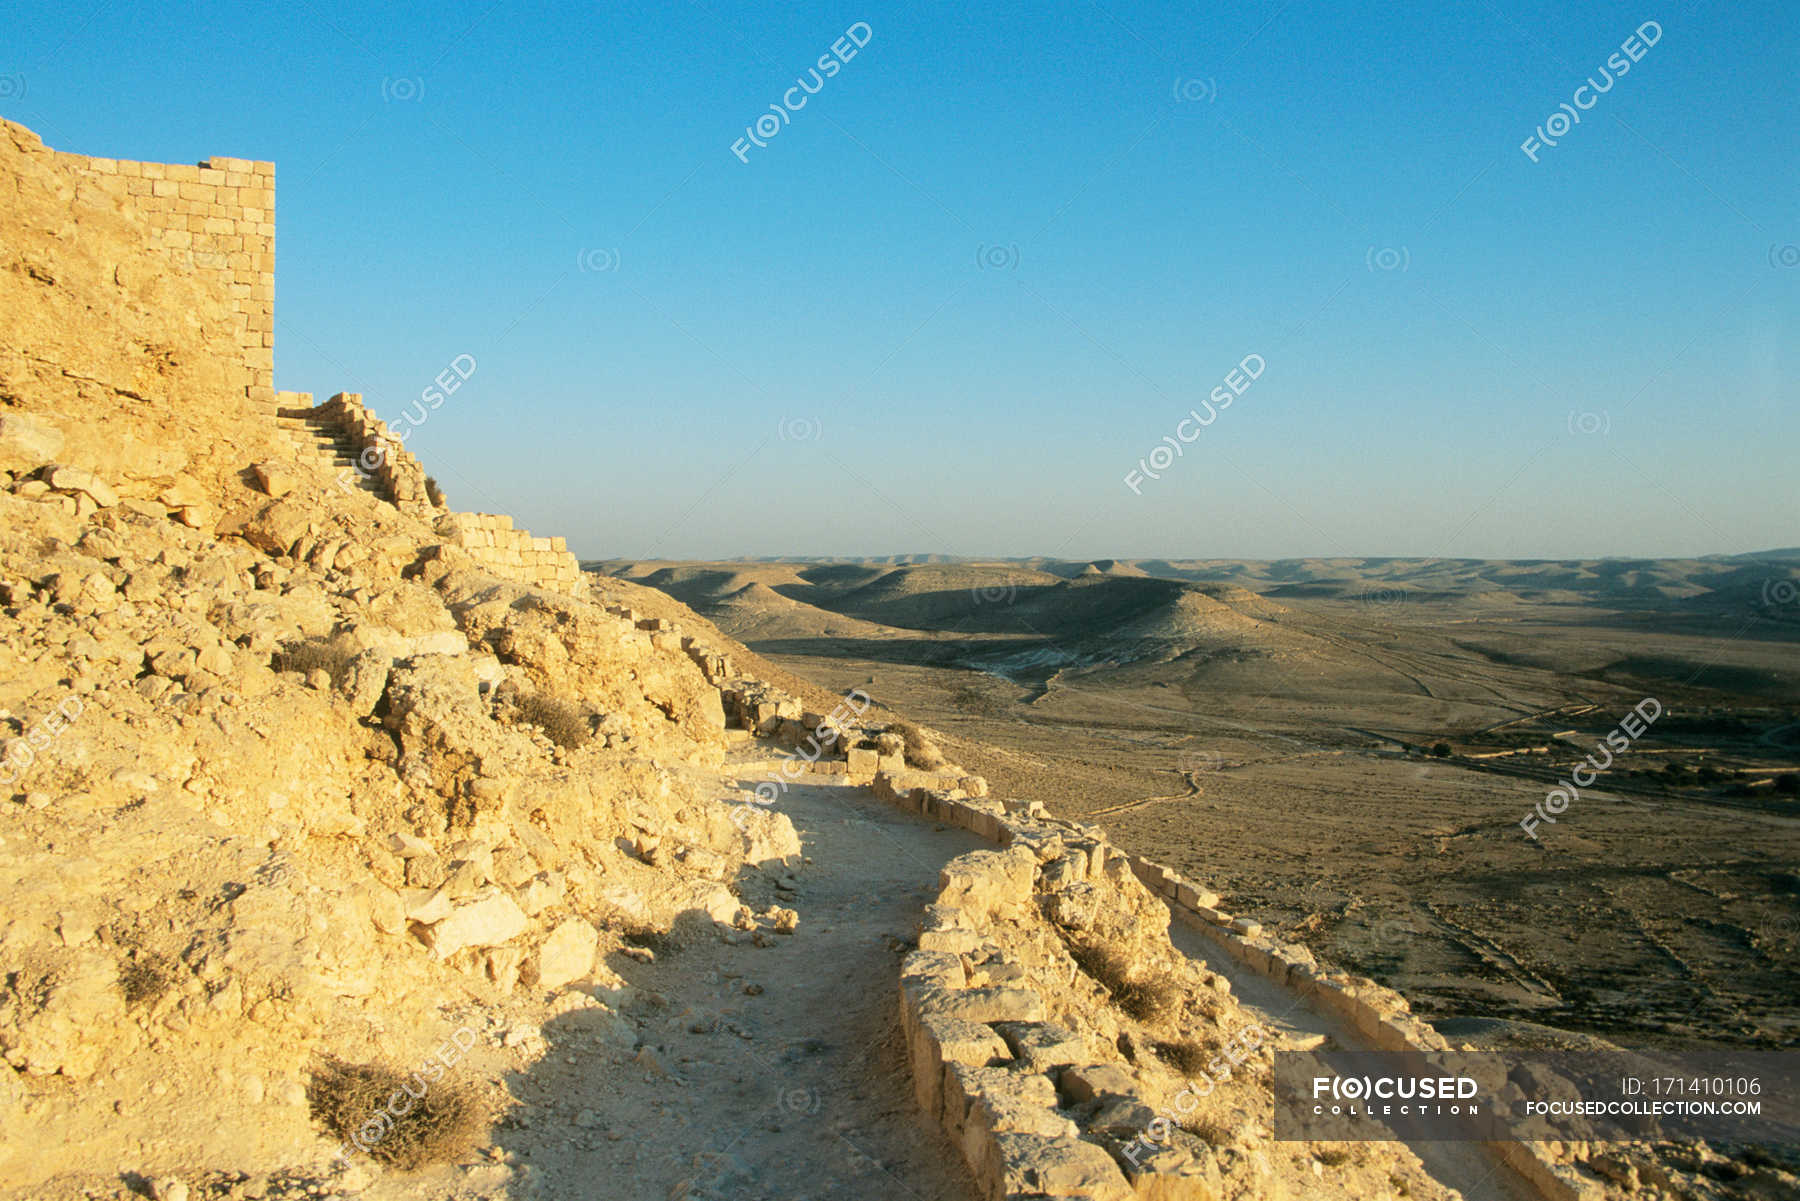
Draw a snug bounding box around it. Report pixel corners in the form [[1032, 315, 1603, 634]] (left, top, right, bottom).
[[871, 771, 1591, 1201], [438, 511, 587, 600], [889, 785, 1218, 1200], [1120, 859, 1590, 1200]]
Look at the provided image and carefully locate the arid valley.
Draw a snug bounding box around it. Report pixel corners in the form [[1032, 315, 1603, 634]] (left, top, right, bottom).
[[608, 555, 1800, 1050]]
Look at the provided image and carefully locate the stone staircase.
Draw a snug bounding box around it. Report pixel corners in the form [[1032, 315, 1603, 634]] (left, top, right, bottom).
[[274, 401, 387, 500], [268, 390, 588, 598]]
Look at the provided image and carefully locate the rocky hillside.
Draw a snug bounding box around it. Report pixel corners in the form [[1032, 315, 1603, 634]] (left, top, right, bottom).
[[0, 119, 804, 1197]]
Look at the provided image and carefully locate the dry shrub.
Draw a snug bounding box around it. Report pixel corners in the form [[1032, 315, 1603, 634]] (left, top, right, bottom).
[[1151, 1036, 1217, 1076], [1070, 942, 1180, 1022], [118, 950, 174, 1006], [274, 639, 353, 681], [517, 692, 593, 749], [424, 476, 446, 507], [873, 731, 905, 758], [308, 1057, 488, 1170], [1181, 1114, 1234, 1145], [891, 720, 946, 770]]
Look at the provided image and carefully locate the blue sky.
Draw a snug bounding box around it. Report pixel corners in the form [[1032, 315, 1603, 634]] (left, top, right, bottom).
[[5, 0, 1795, 560]]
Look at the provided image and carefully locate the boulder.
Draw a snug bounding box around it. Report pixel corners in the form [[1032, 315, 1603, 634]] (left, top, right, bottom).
[[419, 888, 529, 958], [250, 461, 298, 497], [242, 501, 309, 556], [529, 917, 597, 991], [43, 464, 117, 507]]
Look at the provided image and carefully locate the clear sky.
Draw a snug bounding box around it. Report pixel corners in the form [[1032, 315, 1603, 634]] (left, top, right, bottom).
[[5, 1, 1795, 561]]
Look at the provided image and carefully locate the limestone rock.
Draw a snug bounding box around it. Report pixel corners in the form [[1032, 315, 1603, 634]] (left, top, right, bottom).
[[0, 412, 64, 468], [419, 888, 529, 958], [529, 917, 597, 991], [243, 501, 309, 556], [988, 1132, 1132, 1200], [250, 461, 297, 497], [0, 950, 127, 1079], [43, 464, 117, 507], [336, 647, 390, 717]]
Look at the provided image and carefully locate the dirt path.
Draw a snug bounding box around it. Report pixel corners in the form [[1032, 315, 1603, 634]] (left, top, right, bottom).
[[478, 766, 1547, 1201], [1164, 912, 1542, 1201], [490, 778, 986, 1201]]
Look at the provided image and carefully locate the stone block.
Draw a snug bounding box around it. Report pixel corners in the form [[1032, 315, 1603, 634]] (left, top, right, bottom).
[[1058, 1062, 1139, 1105], [418, 888, 529, 958], [936, 846, 1038, 919], [528, 917, 597, 992], [911, 1013, 1010, 1118], [917, 986, 1045, 1025], [986, 1132, 1132, 1201], [993, 1021, 1089, 1072], [250, 461, 298, 497]]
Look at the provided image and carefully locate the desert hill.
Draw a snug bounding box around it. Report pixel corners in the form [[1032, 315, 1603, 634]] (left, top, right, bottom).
[[604, 561, 1318, 677]]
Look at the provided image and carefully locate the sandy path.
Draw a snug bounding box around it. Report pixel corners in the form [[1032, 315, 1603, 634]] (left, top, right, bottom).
[[491, 779, 985, 1201], [1165, 911, 1542, 1201]]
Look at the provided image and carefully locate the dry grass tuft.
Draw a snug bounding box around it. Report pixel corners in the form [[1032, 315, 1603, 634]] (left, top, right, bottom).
[[516, 692, 594, 749], [274, 639, 354, 681], [1070, 942, 1181, 1022], [1151, 1036, 1217, 1076], [1181, 1114, 1234, 1145], [890, 720, 946, 770], [307, 1057, 488, 1170], [118, 950, 174, 1006]]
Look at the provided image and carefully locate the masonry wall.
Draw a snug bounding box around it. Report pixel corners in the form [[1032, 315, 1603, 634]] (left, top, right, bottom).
[[47, 141, 274, 405], [441, 512, 589, 599]]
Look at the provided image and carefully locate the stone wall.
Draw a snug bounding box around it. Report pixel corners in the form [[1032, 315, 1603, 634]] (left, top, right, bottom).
[[868, 770, 1590, 1201], [437, 512, 588, 600], [31, 128, 274, 406], [270, 391, 587, 601]]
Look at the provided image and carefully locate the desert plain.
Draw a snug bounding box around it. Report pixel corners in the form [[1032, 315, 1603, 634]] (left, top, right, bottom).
[[608, 554, 1800, 1051]]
